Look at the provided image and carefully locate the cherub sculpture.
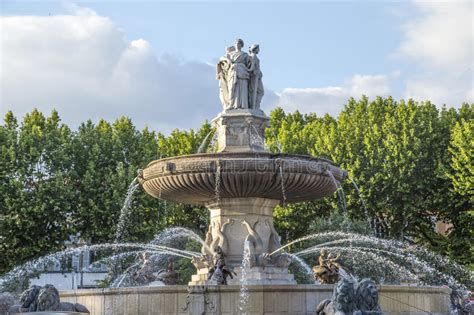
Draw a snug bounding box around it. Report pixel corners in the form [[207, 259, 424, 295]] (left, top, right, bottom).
[[207, 246, 236, 285], [312, 249, 342, 284]]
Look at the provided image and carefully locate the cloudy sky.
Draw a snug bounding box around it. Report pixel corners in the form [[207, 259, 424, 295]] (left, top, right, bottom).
[[1, 1, 473, 132]]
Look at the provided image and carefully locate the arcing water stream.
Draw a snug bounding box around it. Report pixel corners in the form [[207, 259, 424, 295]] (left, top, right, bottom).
[[114, 178, 140, 243]]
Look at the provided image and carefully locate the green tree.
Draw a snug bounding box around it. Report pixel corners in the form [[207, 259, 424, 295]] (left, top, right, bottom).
[[448, 117, 473, 200], [0, 110, 74, 274]]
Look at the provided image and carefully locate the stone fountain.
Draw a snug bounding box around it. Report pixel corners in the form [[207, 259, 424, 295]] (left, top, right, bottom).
[[4, 38, 452, 315], [138, 38, 346, 286]]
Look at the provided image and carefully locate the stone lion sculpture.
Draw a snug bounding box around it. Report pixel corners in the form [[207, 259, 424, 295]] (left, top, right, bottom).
[[7, 285, 42, 313], [8, 284, 89, 313], [356, 278, 382, 315], [316, 277, 358, 315], [315, 277, 383, 315], [36, 284, 89, 313]]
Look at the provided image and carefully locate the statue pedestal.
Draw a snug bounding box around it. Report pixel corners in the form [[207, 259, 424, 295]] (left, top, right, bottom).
[[190, 267, 296, 286], [189, 197, 296, 285], [212, 109, 269, 153]]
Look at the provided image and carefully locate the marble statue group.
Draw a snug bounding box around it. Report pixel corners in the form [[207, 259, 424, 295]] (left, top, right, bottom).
[[217, 38, 264, 110]]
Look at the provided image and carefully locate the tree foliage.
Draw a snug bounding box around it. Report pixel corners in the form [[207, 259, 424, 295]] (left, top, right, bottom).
[[267, 98, 473, 266], [0, 112, 210, 274]]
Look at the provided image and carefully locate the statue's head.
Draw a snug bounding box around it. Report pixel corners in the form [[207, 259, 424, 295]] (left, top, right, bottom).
[[37, 284, 60, 311], [356, 278, 380, 310], [20, 285, 42, 309], [249, 44, 259, 54], [215, 245, 223, 254], [320, 249, 327, 257], [332, 278, 357, 312], [235, 38, 244, 51]]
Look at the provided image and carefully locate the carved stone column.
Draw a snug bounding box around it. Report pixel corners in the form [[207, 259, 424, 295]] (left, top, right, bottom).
[[189, 197, 296, 285]]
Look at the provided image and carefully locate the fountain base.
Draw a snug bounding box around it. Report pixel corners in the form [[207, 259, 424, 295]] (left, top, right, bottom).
[[191, 198, 297, 285]]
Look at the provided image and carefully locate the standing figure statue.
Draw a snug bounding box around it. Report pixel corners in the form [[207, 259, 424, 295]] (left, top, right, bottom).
[[228, 38, 251, 109], [248, 44, 264, 109], [216, 46, 235, 109], [217, 38, 263, 110]]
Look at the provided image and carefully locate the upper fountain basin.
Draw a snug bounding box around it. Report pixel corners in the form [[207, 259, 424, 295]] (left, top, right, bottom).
[[139, 152, 347, 205]]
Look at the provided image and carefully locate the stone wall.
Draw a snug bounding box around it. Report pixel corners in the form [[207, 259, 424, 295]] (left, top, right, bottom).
[[60, 284, 450, 315]]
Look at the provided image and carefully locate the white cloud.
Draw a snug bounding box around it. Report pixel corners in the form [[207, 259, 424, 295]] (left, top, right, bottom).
[[0, 8, 219, 131], [270, 74, 392, 116], [349, 74, 391, 97], [398, 1, 473, 106]]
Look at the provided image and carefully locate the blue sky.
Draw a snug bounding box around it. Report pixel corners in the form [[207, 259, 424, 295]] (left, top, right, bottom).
[[1, 1, 472, 131]]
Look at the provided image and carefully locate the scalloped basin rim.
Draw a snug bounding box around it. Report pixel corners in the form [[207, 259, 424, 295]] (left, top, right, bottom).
[[146, 152, 336, 167], [140, 152, 347, 204]]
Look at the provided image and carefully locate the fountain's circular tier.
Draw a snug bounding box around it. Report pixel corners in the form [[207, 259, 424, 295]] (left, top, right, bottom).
[[140, 152, 347, 205]]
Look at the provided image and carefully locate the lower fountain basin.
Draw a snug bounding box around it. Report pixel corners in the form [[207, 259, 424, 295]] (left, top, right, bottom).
[[59, 285, 451, 315], [139, 152, 347, 204]]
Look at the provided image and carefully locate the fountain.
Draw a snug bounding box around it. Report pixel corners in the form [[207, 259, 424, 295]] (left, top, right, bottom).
[[138, 40, 345, 285], [1, 38, 468, 315]]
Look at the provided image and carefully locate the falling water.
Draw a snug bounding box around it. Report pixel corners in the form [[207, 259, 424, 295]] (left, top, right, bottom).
[[151, 227, 211, 254], [239, 241, 251, 315], [267, 231, 471, 299], [249, 124, 265, 149], [349, 177, 374, 235], [278, 163, 287, 206], [0, 242, 198, 292], [197, 129, 217, 153], [114, 178, 140, 243], [272, 130, 282, 153], [289, 254, 313, 280], [87, 250, 144, 270], [325, 171, 356, 264], [326, 171, 347, 217], [349, 178, 368, 215], [215, 162, 221, 201], [207, 131, 218, 153], [296, 246, 418, 282], [110, 251, 174, 288]]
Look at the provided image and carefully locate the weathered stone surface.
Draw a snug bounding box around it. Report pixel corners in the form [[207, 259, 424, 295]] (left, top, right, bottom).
[[59, 284, 451, 315], [8, 284, 89, 314], [212, 108, 269, 152], [140, 152, 346, 205], [316, 278, 383, 315], [217, 39, 263, 111], [189, 197, 297, 285]]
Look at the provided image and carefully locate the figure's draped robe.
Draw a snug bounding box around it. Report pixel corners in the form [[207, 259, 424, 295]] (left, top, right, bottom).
[[228, 51, 250, 109], [249, 55, 264, 109], [217, 58, 232, 109]]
